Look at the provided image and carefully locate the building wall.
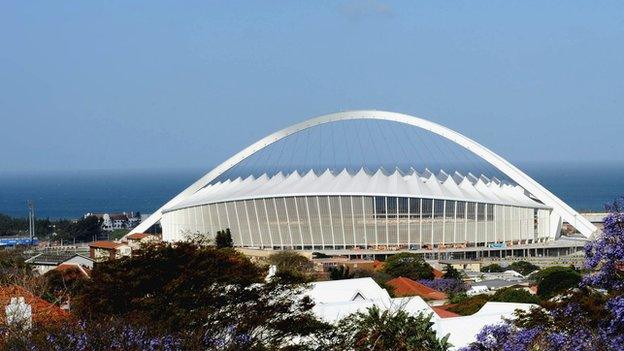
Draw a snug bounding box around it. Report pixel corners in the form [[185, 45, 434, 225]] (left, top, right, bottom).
[[161, 195, 551, 250]]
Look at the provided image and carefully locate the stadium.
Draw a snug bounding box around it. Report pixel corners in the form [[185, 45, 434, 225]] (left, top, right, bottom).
[[131, 110, 596, 254]]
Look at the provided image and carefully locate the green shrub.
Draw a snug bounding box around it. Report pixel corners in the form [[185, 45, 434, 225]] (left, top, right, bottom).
[[491, 287, 540, 304], [533, 266, 582, 299], [481, 264, 505, 273], [447, 294, 490, 316], [509, 261, 540, 276], [383, 253, 434, 280]]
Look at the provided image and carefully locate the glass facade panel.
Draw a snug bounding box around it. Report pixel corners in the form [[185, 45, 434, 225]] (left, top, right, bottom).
[[317, 196, 334, 248], [284, 197, 301, 248], [244, 200, 259, 247], [351, 196, 366, 246], [363, 197, 376, 247], [308, 197, 322, 246], [263, 199, 281, 248], [444, 200, 455, 244], [225, 202, 241, 245], [295, 197, 312, 246], [274, 198, 292, 248], [234, 202, 251, 246], [329, 196, 344, 247], [387, 197, 398, 246], [341, 196, 355, 246]]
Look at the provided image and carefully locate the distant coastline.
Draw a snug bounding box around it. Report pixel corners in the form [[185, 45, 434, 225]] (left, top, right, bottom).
[[1, 162, 622, 220]]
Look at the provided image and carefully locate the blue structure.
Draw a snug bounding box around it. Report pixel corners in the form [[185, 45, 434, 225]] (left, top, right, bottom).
[[0, 237, 39, 247]]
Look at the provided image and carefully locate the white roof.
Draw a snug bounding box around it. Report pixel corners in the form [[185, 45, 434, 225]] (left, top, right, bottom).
[[433, 302, 537, 350], [166, 168, 549, 212], [304, 277, 437, 323], [307, 277, 391, 304], [301, 278, 537, 350]]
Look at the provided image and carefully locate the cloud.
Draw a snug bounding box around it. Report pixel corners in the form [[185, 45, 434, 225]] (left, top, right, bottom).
[[339, 0, 394, 21]]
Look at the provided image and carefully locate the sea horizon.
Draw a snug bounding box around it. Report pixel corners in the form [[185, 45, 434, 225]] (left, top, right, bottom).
[[1, 160, 622, 220]]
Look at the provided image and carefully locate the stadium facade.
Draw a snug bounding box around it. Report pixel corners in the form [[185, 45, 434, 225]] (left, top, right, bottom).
[[131, 110, 596, 251]]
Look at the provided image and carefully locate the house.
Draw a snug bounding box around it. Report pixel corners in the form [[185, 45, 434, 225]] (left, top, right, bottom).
[[85, 212, 141, 232], [431, 306, 460, 318], [475, 279, 527, 291], [433, 302, 536, 350], [467, 285, 489, 296], [25, 252, 94, 275], [305, 277, 438, 323], [386, 276, 447, 304], [123, 233, 159, 251], [303, 277, 537, 350], [89, 241, 131, 261], [0, 285, 69, 326], [54, 263, 91, 279]]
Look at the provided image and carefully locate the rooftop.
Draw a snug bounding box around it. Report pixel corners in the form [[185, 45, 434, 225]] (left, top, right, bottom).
[[55, 263, 91, 278], [0, 285, 69, 325], [167, 168, 549, 212], [386, 277, 447, 300], [89, 241, 124, 249], [26, 252, 77, 265], [126, 233, 150, 240]]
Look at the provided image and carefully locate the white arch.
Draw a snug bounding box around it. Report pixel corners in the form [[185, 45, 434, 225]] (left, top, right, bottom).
[[131, 110, 596, 237]]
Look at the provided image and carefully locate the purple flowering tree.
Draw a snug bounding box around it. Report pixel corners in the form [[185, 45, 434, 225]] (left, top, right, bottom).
[[460, 197, 624, 351], [418, 279, 468, 294], [583, 197, 624, 291]]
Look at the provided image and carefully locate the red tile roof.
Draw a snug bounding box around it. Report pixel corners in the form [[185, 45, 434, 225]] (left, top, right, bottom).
[[126, 233, 150, 240], [0, 285, 69, 325], [432, 306, 460, 318], [56, 263, 91, 278], [387, 277, 448, 300], [89, 241, 122, 249], [433, 268, 444, 279]]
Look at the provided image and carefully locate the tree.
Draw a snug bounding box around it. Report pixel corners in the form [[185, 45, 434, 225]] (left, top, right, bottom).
[[508, 261, 540, 276], [72, 241, 328, 349], [447, 294, 490, 316], [55, 216, 102, 242], [442, 264, 463, 280], [490, 287, 540, 304], [480, 263, 505, 273], [418, 278, 468, 294], [583, 197, 624, 291], [383, 253, 434, 281], [43, 266, 88, 306], [268, 251, 314, 283], [334, 306, 450, 351], [215, 228, 233, 248], [532, 266, 581, 299], [329, 265, 354, 280]]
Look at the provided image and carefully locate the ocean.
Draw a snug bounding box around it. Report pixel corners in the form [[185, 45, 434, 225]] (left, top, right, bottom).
[[0, 163, 622, 220]]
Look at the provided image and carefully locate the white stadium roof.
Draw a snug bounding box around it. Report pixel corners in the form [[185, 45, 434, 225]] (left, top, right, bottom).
[[165, 168, 550, 212]]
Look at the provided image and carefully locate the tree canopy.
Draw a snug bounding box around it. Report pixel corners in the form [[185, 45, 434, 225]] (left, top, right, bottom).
[[329, 265, 354, 280], [508, 261, 540, 276], [268, 251, 315, 283], [215, 228, 233, 248], [333, 306, 450, 351], [490, 287, 540, 304], [480, 263, 505, 273], [383, 253, 434, 281], [72, 241, 327, 349], [442, 264, 463, 280], [532, 266, 581, 299]]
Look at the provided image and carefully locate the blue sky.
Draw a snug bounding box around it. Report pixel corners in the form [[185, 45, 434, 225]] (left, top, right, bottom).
[[1, 1, 622, 172]]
